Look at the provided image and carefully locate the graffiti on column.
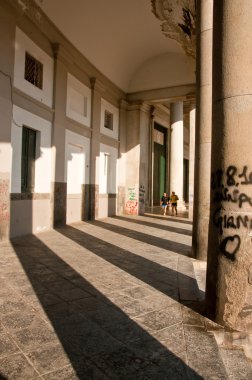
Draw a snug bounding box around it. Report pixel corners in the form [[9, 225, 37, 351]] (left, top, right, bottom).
[[211, 165, 252, 261], [0, 179, 10, 222], [125, 186, 138, 215], [139, 185, 145, 214]]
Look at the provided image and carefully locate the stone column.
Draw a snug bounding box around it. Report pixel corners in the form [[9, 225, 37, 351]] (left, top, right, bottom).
[[192, 0, 213, 260], [117, 99, 128, 215], [89, 77, 102, 219], [189, 103, 196, 220], [0, 5, 15, 240], [170, 102, 185, 208], [125, 102, 150, 215], [139, 104, 151, 213], [51, 44, 67, 227], [148, 107, 155, 207], [206, 0, 252, 331]]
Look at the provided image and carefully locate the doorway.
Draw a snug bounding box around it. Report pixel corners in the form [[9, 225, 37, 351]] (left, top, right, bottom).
[[183, 158, 189, 203], [153, 123, 167, 205]]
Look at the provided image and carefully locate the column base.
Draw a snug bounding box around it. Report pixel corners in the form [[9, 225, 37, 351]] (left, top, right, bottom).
[[177, 198, 187, 211]]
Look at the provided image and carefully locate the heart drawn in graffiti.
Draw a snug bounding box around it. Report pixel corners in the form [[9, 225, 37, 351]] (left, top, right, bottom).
[[219, 235, 241, 261]]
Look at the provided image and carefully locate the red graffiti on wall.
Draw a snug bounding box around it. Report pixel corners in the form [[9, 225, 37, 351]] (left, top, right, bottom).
[[0, 182, 8, 196], [0, 179, 10, 222], [125, 200, 138, 215]]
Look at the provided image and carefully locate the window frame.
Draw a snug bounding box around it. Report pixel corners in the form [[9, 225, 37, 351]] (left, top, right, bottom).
[[21, 126, 37, 193], [24, 51, 43, 90], [104, 110, 114, 131]]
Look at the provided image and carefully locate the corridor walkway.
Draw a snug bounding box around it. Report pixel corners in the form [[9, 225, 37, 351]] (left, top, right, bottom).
[[0, 213, 251, 379]]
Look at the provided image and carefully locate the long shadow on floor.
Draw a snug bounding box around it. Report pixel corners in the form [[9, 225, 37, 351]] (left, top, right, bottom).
[[90, 220, 192, 258], [10, 233, 203, 379], [58, 225, 201, 310], [111, 216, 192, 236], [144, 213, 193, 225]]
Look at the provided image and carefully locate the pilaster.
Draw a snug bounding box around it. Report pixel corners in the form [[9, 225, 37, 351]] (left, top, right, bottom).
[[117, 99, 128, 215], [89, 77, 102, 219], [0, 4, 16, 240], [51, 43, 67, 227]]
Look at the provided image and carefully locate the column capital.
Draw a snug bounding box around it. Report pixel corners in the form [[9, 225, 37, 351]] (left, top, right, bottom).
[[90, 77, 105, 93], [183, 98, 196, 113], [170, 100, 184, 107], [51, 43, 60, 60], [127, 102, 152, 114], [119, 99, 128, 110]]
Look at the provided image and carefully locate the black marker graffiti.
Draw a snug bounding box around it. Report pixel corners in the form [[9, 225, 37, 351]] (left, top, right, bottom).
[[212, 164, 252, 260], [213, 207, 252, 235], [226, 166, 237, 186], [211, 165, 252, 190], [238, 165, 252, 185], [213, 188, 252, 208], [219, 235, 241, 261]]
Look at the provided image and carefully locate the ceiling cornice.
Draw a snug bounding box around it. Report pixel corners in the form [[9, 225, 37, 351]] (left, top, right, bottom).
[[127, 83, 196, 103]]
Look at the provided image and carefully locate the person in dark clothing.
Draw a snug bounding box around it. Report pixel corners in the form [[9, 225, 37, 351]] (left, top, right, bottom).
[[170, 191, 179, 215], [160, 192, 170, 215]]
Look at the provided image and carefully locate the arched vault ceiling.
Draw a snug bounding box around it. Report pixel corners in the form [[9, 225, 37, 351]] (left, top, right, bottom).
[[37, 0, 195, 93]]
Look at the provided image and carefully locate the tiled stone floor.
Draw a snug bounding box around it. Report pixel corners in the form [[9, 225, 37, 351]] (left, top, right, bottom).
[[0, 212, 251, 379]]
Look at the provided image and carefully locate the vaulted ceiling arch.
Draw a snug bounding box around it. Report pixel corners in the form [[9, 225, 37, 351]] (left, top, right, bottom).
[[37, 0, 195, 93]]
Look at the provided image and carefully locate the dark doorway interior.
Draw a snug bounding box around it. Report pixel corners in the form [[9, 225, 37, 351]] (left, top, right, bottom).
[[183, 158, 189, 203], [153, 123, 167, 205]]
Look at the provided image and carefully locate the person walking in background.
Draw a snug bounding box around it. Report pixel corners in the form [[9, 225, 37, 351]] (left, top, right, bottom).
[[170, 191, 179, 216], [160, 192, 170, 216]]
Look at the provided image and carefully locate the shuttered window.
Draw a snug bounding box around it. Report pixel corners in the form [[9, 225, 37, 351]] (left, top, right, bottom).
[[21, 126, 37, 192]]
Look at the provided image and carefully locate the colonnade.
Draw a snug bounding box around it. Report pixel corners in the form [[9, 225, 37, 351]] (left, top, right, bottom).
[[1, 0, 251, 333], [150, 100, 195, 213]]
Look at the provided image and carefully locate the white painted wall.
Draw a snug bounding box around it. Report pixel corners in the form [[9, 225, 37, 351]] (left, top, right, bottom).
[[65, 130, 90, 223], [10, 199, 51, 237], [11, 105, 52, 193], [98, 144, 118, 219], [100, 99, 119, 140], [14, 27, 54, 107], [66, 73, 91, 127], [0, 143, 12, 173], [66, 144, 84, 194], [99, 153, 108, 194], [65, 130, 90, 189]]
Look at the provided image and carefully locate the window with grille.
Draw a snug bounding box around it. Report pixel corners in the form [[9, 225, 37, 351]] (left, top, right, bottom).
[[104, 110, 113, 130], [24, 52, 43, 89], [21, 126, 37, 192]]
